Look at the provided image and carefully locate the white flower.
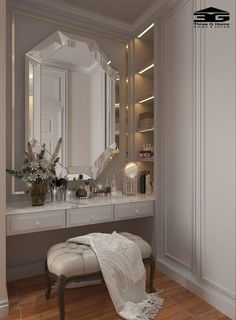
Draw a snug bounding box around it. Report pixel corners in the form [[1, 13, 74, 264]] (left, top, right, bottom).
[[30, 161, 39, 170], [37, 171, 47, 180], [28, 173, 38, 182]]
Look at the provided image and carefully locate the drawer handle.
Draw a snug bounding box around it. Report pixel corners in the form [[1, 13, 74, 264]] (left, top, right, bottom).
[[35, 221, 40, 227]]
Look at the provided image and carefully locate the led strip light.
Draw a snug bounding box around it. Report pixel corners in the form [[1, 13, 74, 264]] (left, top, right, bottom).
[[138, 63, 154, 74], [138, 96, 154, 104], [137, 23, 154, 38]]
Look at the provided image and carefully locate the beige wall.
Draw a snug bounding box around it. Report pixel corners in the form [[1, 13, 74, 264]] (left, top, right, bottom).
[[0, 0, 9, 316]]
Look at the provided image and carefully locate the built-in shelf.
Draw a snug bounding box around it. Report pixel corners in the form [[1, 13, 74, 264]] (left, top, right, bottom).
[[138, 127, 154, 133], [137, 62, 154, 77], [134, 22, 154, 181], [138, 158, 154, 162], [137, 96, 154, 104]]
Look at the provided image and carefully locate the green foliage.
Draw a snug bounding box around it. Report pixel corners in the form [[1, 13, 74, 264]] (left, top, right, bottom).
[[6, 139, 63, 184]]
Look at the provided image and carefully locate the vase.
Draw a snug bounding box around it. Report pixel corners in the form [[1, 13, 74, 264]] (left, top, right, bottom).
[[30, 183, 47, 206]]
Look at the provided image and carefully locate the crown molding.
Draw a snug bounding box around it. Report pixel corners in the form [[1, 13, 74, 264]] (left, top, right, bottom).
[[8, 0, 131, 41], [132, 0, 180, 35], [8, 0, 178, 40]]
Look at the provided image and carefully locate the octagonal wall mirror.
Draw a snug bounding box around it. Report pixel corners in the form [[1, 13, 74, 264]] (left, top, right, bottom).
[[25, 30, 120, 179]]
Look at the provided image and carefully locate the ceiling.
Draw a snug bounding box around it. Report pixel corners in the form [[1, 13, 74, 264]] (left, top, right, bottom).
[[60, 0, 157, 24]]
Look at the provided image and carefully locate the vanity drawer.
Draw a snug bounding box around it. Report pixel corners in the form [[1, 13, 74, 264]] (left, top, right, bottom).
[[7, 210, 66, 236], [114, 201, 154, 221], [67, 205, 113, 227]]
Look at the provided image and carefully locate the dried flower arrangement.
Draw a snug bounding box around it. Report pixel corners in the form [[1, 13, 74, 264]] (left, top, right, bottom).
[[7, 138, 63, 184]]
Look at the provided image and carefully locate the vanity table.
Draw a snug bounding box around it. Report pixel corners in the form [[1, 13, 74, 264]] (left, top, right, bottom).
[[6, 195, 155, 236]]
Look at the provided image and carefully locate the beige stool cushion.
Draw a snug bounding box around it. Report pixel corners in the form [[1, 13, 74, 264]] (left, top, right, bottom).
[[47, 233, 152, 277]]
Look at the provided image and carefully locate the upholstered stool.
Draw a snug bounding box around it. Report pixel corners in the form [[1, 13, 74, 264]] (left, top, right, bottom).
[[45, 232, 156, 320]]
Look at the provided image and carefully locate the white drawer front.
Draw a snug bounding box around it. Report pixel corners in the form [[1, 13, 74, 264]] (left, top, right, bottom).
[[114, 201, 154, 221], [7, 210, 66, 236], [67, 205, 113, 227]]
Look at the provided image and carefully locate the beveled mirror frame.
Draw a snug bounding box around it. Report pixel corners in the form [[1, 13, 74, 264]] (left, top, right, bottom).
[[25, 30, 119, 179], [10, 8, 128, 195]]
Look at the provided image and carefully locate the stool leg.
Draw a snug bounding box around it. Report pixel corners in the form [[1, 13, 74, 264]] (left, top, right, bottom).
[[149, 254, 156, 293], [44, 261, 52, 299], [57, 275, 67, 320]]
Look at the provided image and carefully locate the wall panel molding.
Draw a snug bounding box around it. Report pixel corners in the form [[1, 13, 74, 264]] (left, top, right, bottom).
[[157, 258, 236, 319], [0, 0, 9, 316], [161, 0, 196, 272], [159, 0, 235, 306], [198, 0, 236, 300]]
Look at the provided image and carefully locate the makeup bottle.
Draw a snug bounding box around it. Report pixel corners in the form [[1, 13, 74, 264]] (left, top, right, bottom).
[[104, 177, 111, 196], [111, 173, 117, 196], [145, 171, 152, 194], [140, 171, 146, 194]]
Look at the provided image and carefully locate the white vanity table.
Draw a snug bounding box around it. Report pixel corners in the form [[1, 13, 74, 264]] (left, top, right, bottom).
[[6, 195, 155, 236]]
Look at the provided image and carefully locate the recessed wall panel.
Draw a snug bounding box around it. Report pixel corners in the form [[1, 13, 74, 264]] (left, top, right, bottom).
[[162, 1, 194, 269]]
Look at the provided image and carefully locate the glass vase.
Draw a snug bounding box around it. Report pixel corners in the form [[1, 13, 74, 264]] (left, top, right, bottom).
[[30, 182, 47, 206]]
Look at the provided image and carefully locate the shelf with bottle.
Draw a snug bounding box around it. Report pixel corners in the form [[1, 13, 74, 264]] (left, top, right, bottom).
[[139, 158, 154, 162], [138, 143, 154, 160]]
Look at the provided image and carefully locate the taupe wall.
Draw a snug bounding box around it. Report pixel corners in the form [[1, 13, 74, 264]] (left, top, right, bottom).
[[0, 0, 8, 316]]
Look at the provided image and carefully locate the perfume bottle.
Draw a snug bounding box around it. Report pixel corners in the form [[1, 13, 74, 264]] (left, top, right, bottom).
[[140, 171, 146, 194], [104, 177, 111, 196], [145, 171, 152, 194], [111, 173, 117, 196], [84, 181, 91, 198]]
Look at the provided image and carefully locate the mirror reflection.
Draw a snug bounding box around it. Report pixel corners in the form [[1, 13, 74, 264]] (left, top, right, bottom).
[[25, 31, 120, 179]]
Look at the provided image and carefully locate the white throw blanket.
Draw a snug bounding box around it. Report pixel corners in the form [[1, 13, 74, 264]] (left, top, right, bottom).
[[67, 232, 163, 320]]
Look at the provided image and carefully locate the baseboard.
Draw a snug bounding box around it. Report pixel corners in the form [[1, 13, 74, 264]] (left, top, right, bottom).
[[157, 258, 236, 320], [0, 299, 9, 317], [7, 262, 45, 282]]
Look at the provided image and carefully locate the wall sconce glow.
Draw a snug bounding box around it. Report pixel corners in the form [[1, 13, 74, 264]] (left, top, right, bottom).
[[115, 103, 120, 108], [138, 63, 154, 74], [126, 78, 129, 83], [126, 44, 129, 49], [138, 96, 154, 104], [137, 23, 154, 38], [107, 60, 111, 65], [139, 128, 154, 133], [126, 106, 129, 109], [29, 71, 34, 79], [29, 62, 34, 79]]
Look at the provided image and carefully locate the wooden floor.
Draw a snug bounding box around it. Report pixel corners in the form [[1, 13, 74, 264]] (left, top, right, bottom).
[[4, 270, 230, 320]]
